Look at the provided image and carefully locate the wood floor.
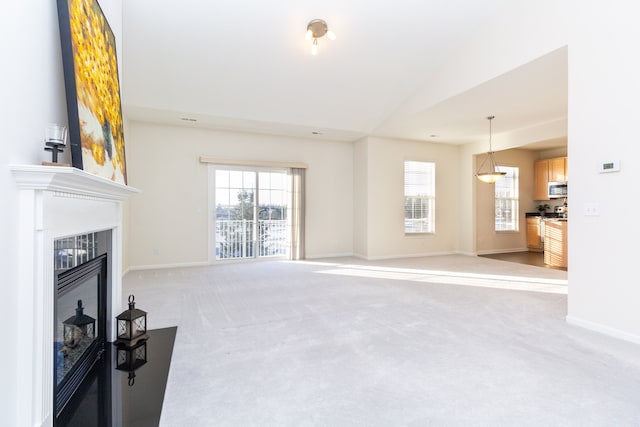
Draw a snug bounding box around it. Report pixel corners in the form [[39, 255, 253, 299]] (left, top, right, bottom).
[[480, 251, 568, 271]]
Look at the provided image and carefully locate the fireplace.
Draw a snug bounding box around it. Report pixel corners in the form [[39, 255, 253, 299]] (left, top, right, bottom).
[[11, 165, 138, 427], [54, 231, 110, 417]]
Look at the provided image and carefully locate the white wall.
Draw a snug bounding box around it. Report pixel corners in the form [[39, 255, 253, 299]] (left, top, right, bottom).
[[396, 0, 570, 118], [353, 137, 460, 259], [1, 3, 66, 424], [126, 121, 354, 267], [1, 0, 121, 423], [353, 137, 369, 257], [566, 1, 640, 342]]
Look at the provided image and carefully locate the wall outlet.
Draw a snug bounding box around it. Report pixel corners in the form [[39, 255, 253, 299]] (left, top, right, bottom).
[[584, 202, 600, 216]]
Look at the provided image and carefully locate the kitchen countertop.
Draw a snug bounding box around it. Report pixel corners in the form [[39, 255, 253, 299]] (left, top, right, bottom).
[[525, 212, 567, 219]]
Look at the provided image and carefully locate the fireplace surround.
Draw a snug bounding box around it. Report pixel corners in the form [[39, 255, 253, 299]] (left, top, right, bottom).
[[11, 165, 138, 427]]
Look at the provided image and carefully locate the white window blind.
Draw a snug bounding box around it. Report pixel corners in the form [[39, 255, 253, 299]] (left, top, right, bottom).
[[404, 161, 435, 233], [495, 166, 519, 231]]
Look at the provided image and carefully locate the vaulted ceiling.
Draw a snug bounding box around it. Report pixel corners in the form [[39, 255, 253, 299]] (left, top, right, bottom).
[[121, 0, 567, 148]]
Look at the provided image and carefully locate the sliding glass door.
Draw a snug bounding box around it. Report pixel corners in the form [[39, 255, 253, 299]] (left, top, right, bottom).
[[214, 168, 290, 260]]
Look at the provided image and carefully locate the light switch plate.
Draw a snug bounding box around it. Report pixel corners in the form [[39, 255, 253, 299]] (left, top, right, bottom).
[[584, 202, 600, 216]]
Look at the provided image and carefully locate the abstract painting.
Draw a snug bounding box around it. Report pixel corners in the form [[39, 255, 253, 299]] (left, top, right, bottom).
[[57, 0, 127, 184]]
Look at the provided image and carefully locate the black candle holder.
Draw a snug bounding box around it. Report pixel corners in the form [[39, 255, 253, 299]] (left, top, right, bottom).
[[45, 141, 65, 163], [43, 124, 68, 165]]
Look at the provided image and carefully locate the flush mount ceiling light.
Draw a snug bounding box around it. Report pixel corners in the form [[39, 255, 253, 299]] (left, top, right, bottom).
[[476, 115, 507, 183], [305, 19, 336, 55]]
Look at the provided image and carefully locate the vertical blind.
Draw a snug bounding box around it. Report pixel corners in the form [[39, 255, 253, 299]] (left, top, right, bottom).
[[495, 166, 519, 231], [404, 161, 435, 233]]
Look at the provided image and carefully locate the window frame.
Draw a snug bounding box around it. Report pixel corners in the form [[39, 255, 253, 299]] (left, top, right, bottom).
[[403, 160, 436, 235], [210, 165, 292, 261], [494, 165, 519, 232]]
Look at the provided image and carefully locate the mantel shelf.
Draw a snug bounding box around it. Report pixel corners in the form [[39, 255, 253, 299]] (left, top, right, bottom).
[[10, 164, 140, 201]]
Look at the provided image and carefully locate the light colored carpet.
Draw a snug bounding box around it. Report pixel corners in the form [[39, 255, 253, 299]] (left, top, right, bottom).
[[123, 255, 640, 426]]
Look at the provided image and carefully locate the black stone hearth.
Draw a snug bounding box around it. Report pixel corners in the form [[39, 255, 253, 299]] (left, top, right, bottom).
[[55, 327, 176, 427]]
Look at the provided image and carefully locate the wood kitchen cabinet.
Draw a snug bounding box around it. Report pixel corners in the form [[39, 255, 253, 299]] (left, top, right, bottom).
[[543, 219, 568, 268], [534, 156, 568, 200], [548, 157, 568, 182], [534, 160, 549, 200], [526, 217, 543, 252]]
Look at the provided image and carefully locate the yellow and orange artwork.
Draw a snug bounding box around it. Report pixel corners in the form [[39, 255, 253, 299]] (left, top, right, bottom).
[[67, 0, 127, 184]]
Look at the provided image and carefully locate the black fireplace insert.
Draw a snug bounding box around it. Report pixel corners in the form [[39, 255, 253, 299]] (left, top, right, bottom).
[[54, 231, 110, 419]]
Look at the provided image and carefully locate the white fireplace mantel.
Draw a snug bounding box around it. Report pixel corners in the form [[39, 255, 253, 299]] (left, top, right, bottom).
[[10, 164, 139, 427], [11, 164, 138, 200]]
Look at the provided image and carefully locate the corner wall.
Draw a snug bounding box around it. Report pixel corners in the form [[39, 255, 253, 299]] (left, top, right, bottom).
[[353, 137, 369, 257], [353, 137, 460, 259], [475, 148, 538, 254], [566, 1, 640, 343], [126, 121, 354, 267]]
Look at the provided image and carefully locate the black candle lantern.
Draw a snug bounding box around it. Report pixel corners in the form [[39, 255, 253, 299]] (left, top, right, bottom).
[[62, 299, 96, 350], [115, 339, 148, 386], [115, 295, 148, 347]]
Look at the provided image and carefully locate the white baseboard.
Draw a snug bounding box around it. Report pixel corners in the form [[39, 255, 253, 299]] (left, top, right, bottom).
[[566, 315, 640, 345], [312, 251, 463, 261], [476, 248, 529, 256], [454, 250, 476, 257], [306, 252, 355, 260], [363, 251, 457, 261], [127, 261, 210, 272]]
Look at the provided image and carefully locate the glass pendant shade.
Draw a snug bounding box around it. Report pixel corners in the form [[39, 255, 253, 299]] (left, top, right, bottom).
[[476, 169, 507, 183]]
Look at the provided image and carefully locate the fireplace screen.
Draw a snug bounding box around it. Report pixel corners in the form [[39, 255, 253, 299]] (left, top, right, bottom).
[[54, 232, 108, 417]]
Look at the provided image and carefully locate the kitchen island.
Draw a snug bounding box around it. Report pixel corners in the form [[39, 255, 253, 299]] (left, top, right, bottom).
[[543, 218, 568, 268]]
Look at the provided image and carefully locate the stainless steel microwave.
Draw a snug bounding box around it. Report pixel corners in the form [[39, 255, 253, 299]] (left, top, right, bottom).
[[548, 181, 568, 198]]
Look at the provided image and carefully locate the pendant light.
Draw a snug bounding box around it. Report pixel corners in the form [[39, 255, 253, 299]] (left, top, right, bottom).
[[475, 115, 506, 183]]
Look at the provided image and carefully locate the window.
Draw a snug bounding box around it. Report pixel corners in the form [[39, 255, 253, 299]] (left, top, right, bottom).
[[214, 168, 291, 260], [404, 161, 435, 233], [495, 166, 519, 231]]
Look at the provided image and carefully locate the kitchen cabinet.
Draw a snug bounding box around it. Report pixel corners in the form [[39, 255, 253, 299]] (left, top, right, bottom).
[[526, 217, 543, 252], [534, 156, 568, 200], [548, 157, 568, 182], [543, 219, 568, 268], [534, 160, 549, 200]]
